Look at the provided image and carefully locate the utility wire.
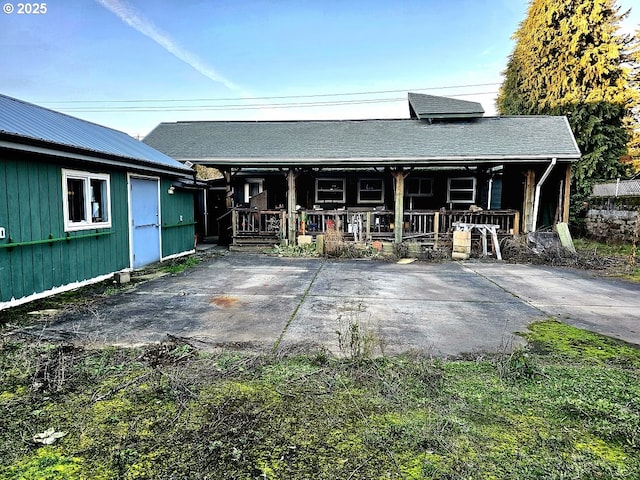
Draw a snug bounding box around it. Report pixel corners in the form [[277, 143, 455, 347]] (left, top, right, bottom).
[[56, 91, 499, 113], [43, 82, 501, 105]]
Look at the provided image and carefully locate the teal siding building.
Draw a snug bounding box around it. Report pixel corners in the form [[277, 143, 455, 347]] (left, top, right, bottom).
[[0, 94, 196, 310]]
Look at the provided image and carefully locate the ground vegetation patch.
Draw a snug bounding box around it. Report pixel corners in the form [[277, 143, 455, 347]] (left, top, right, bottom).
[[1, 320, 639, 479]]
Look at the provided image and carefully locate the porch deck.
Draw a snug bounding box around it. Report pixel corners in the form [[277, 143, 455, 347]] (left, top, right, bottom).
[[229, 208, 519, 249]]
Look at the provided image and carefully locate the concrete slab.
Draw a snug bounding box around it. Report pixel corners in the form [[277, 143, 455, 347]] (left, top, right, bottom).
[[42, 254, 640, 357], [462, 262, 640, 345]]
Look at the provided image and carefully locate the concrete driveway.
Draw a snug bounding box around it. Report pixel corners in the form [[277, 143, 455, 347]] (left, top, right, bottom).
[[44, 252, 640, 357]]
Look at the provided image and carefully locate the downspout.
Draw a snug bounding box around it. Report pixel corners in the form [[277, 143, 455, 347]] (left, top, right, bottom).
[[487, 177, 493, 210], [531, 158, 557, 232]]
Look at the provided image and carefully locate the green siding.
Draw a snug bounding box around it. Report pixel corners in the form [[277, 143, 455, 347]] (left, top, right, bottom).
[[0, 156, 130, 304], [160, 179, 196, 258]]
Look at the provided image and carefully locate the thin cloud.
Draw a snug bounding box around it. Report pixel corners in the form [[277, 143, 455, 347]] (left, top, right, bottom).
[[96, 0, 246, 94]]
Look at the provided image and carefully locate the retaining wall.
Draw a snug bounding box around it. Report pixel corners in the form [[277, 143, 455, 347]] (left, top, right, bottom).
[[585, 208, 639, 243]]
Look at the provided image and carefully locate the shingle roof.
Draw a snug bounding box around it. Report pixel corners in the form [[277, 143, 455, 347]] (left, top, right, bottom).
[[143, 116, 581, 168], [0, 94, 190, 174], [408, 92, 484, 119]]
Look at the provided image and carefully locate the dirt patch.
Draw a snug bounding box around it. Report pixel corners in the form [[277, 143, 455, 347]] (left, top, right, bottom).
[[211, 295, 239, 308]]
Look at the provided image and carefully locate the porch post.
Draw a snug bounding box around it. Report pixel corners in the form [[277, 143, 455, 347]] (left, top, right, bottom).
[[392, 168, 407, 244], [286, 168, 297, 245], [223, 169, 233, 209], [522, 169, 536, 233], [562, 163, 572, 224]]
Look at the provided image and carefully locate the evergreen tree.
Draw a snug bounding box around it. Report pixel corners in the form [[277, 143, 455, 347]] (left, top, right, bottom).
[[497, 0, 638, 217], [629, 28, 640, 172]]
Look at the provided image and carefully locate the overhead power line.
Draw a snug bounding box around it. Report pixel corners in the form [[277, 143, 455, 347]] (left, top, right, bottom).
[[55, 90, 500, 114], [42, 82, 501, 106]]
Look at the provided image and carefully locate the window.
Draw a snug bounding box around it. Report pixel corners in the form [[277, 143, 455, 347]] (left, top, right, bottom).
[[62, 170, 111, 231], [447, 177, 476, 205], [358, 178, 384, 204], [315, 178, 345, 203], [243, 178, 264, 203], [406, 177, 434, 197]]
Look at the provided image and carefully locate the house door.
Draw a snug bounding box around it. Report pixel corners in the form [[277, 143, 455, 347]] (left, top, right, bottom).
[[130, 176, 161, 268]]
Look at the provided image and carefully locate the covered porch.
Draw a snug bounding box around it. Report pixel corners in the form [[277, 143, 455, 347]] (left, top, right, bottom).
[[142, 93, 581, 252], [229, 205, 520, 250]]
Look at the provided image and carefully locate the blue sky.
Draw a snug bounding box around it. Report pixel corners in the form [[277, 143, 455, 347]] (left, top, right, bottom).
[[1, 0, 638, 138]]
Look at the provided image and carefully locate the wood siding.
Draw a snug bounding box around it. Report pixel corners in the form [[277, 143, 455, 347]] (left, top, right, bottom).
[[0, 156, 130, 304], [160, 179, 196, 258]]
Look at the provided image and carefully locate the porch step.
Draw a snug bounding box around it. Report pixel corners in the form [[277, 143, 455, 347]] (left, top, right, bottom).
[[231, 235, 279, 252], [229, 244, 275, 253]]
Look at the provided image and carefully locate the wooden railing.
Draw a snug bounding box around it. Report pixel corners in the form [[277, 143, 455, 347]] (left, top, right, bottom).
[[437, 210, 519, 235], [232, 208, 286, 238], [231, 207, 519, 245]]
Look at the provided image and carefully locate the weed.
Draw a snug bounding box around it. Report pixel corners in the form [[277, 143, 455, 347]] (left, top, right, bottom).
[[495, 345, 539, 381], [573, 238, 633, 257], [161, 255, 199, 274], [393, 241, 409, 259], [335, 303, 383, 361], [268, 243, 319, 257]]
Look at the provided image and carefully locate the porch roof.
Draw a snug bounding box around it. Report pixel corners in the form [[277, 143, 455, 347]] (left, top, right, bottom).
[[144, 115, 581, 169]]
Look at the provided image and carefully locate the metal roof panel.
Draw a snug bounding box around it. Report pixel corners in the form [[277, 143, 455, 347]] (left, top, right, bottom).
[[0, 94, 190, 173]]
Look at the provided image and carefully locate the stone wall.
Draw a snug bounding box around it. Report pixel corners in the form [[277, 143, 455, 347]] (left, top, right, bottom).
[[586, 208, 639, 243]]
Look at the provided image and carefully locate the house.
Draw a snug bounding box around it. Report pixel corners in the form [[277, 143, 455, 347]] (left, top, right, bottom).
[[0, 94, 196, 310], [143, 93, 581, 250]]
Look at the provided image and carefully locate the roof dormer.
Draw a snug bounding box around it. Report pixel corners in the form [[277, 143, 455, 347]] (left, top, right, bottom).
[[408, 92, 484, 120]]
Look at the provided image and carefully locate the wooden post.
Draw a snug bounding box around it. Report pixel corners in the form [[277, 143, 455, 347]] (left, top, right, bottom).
[[392, 168, 408, 244], [231, 208, 237, 243], [513, 211, 521, 235], [522, 169, 536, 233], [366, 211, 371, 242], [280, 210, 287, 245], [286, 168, 297, 245], [433, 211, 440, 248], [223, 170, 233, 209], [562, 163, 572, 224]]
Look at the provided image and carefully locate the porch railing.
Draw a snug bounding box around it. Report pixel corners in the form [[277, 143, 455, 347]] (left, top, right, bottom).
[[232, 208, 286, 238], [231, 207, 519, 245]]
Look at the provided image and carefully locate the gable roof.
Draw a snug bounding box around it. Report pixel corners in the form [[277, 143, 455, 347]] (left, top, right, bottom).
[[144, 116, 581, 168], [408, 92, 484, 119], [0, 94, 191, 175]]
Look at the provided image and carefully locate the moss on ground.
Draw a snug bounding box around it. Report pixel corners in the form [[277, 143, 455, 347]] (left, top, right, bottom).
[[1, 320, 639, 479], [526, 319, 640, 367]]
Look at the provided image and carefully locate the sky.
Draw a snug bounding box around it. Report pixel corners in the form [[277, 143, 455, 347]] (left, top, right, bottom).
[[1, 0, 639, 139]]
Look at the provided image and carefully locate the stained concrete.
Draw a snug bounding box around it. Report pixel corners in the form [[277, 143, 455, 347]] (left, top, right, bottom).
[[42, 253, 640, 357]]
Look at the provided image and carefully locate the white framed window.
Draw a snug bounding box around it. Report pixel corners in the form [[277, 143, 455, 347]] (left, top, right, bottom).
[[447, 177, 476, 204], [406, 177, 434, 197], [315, 178, 345, 203], [358, 178, 384, 204], [244, 178, 264, 203], [62, 169, 111, 231]]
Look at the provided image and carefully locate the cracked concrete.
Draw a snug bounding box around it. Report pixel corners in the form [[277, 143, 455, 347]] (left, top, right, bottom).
[[42, 253, 640, 357]]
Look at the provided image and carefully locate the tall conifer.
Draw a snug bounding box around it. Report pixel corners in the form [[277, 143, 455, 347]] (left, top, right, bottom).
[[497, 0, 638, 216]]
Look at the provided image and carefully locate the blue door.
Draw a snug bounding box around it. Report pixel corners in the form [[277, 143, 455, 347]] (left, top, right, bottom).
[[130, 177, 161, 268]]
